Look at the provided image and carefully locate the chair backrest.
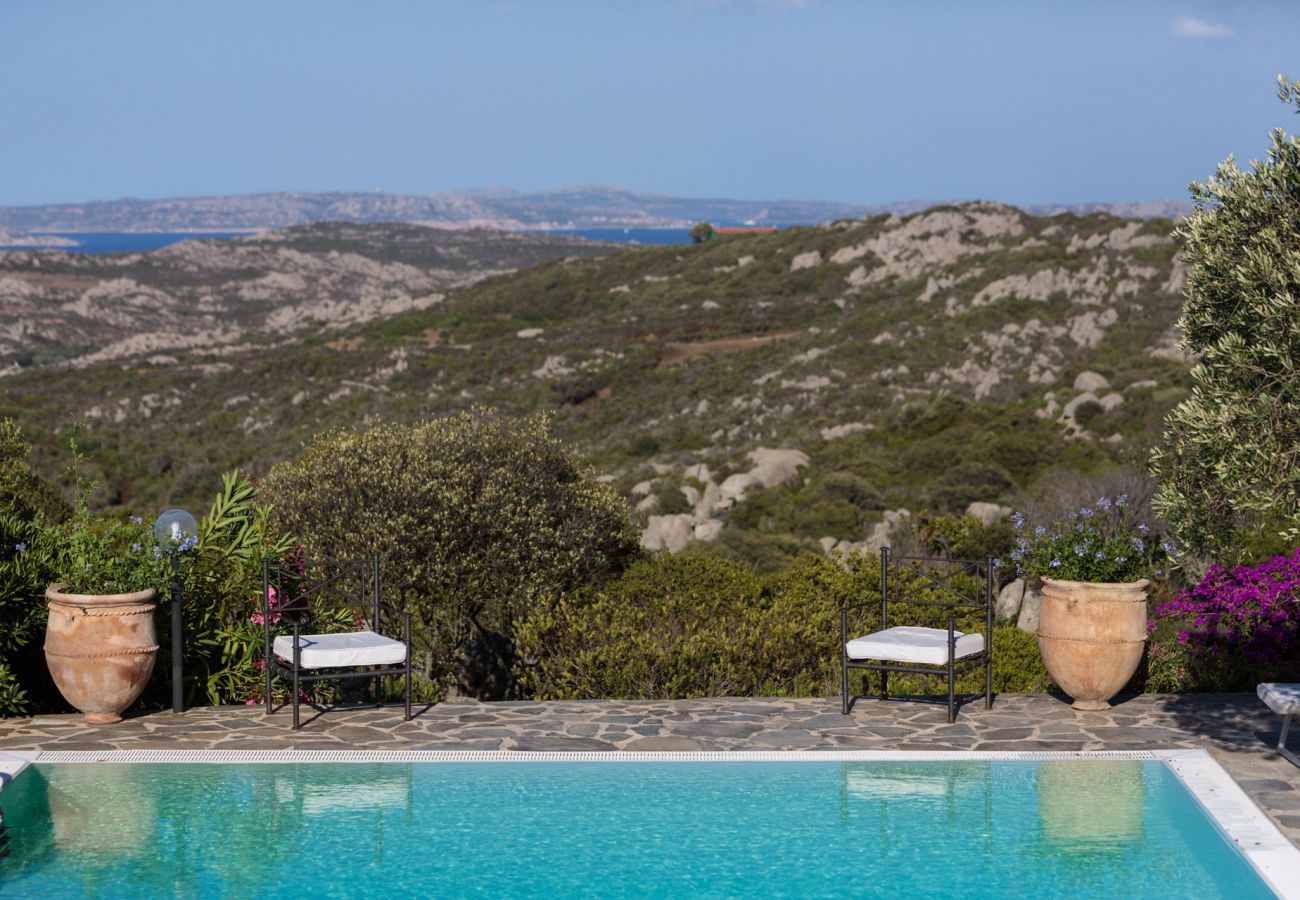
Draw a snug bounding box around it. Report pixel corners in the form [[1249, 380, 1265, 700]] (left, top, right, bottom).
[[262, 552, 383, 630], [879, 547, 995, 632]]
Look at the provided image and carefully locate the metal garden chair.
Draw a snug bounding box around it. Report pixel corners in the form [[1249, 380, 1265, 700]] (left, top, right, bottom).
[[261, 552, 412, 729], [840, 547, 995, 723]]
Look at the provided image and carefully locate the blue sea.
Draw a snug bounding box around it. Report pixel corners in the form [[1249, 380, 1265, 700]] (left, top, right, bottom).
[[1, 232, 250, 253], [1, 228, 691, 254]]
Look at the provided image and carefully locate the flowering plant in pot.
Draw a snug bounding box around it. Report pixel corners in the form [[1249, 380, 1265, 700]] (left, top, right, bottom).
[[1011, 495, 1174, 710], [42, 458, 192, 723]]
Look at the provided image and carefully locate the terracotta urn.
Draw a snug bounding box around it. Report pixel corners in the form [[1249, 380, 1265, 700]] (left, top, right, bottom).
[[1036, 577, 1148, 711], [44, 584, 159, 724]]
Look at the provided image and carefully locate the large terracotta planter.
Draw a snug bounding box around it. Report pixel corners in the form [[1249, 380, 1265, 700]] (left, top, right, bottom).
[[1036, 577, 1148, 711], [44, 584, 158, 724]]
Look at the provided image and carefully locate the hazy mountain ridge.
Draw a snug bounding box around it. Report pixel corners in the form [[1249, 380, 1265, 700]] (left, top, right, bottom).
[[2, 203, 1192, 563], [0, 186, 1192, 234]]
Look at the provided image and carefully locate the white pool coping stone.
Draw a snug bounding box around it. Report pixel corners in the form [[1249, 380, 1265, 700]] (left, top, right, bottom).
[[3, 747, 1297, 899]]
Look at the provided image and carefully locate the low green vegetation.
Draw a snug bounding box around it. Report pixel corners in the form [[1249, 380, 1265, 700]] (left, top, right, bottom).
[[517, 552, 1052, 701]]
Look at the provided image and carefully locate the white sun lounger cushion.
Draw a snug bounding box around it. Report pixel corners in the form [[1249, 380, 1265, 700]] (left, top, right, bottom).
[[274, 631, 407, 669], [1258, 683, 1300, 715], [845, 626, 984, 665]]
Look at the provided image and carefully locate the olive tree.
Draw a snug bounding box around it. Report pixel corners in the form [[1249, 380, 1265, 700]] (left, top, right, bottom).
[[262, 408, 640, 698], [1150, 76, 1300, 560]]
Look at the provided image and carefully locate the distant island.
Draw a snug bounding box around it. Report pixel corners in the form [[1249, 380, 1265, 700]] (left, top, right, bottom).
[[0, 228, 77, 248], [0, 185, 1192, 237]]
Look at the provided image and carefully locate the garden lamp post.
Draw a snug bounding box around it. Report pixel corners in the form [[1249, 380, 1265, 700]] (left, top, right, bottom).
[[154, 508, 198, 714]]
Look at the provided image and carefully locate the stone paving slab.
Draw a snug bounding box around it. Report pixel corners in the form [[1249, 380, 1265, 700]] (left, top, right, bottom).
[[2, 692, 1297, 845]]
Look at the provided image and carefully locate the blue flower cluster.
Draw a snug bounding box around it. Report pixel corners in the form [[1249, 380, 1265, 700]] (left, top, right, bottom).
[[1006, 494, 1176, 583]]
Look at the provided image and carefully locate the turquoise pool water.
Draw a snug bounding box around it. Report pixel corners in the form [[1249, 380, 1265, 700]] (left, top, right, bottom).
[[0, 760, 1273, 898]]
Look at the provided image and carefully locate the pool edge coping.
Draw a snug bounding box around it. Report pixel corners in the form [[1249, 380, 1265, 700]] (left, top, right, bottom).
[[3, 747, 1297, 899]]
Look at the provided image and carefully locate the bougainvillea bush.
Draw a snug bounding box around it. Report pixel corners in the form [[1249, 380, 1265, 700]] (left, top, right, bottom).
[[1146, 548, 1300, 692]]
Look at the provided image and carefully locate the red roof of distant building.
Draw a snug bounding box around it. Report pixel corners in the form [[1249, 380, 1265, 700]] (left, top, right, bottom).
[[713, 226, 776, 235]]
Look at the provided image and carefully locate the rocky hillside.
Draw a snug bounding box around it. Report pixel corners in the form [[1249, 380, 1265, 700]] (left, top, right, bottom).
[[0, 222, 616, 369], [2, 202, 1192, 567]]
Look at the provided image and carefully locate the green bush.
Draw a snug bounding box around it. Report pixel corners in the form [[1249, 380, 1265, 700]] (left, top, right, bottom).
[[262, 408, 640, 698], [0, 516, 57, 716], [517, 551, 1052, 701], [915, 512, 1015, 563], [928, 461, 1014, 514], [821, 472, 884, 510], [0, 420, 64, 716], [792, 498, 861, 540], [1072, 400, 1105, 428], [707, 528, 821, 574]]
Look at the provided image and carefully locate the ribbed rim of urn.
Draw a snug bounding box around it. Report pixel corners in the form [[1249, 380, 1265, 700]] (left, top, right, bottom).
[[1041, 576, 1150, 592], [46, 583, 158, 605]]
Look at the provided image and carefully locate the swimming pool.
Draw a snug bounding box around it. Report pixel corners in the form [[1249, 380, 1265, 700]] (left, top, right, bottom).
[[0, 750, 1295, 898]]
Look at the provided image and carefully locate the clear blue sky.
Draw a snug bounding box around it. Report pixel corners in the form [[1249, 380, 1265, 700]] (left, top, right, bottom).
[[2, 0, 1297, 207]]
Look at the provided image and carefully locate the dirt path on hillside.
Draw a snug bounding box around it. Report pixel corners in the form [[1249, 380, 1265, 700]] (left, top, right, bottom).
[[656, 330, 800, 370]]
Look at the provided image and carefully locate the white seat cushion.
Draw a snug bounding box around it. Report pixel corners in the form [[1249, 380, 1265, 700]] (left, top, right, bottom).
[[1259, 683, 1300, 715], [846, 626, 984, 665], [274, 631, 407, 669]]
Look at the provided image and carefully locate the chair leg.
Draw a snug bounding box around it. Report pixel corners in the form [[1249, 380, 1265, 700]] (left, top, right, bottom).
[[839, 608, 850, 715], [292, 632, 301, 733], [404, 613, 413, 721], [880, 669, 889, 701], [1279, 715, 1300, 768], [947, 617, 957, 724]]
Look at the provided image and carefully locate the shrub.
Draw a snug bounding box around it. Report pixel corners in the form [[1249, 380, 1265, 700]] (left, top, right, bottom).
[[928, 461, 1014, 514], [0, 517, 57, 716], [915, 512, 1015, 564], [517, 551, 1052, 701], [0, 418, 67, 521], [1072, 400, 1105, 428], [516, 553, 858, 699], [1145, 547, 1300, 692], [822, 472, 884, 510], [262, 408, 640, 698], [0, 420, 64, 715], [791, 498, 861, 540], [707, 528, 821, 575]]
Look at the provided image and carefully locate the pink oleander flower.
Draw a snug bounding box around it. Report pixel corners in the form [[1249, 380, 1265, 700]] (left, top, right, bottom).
[[250, 585, 283, 625]]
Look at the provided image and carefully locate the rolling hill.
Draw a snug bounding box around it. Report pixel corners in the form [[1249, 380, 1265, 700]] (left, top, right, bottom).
[[1, 203, 1192, 567]]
